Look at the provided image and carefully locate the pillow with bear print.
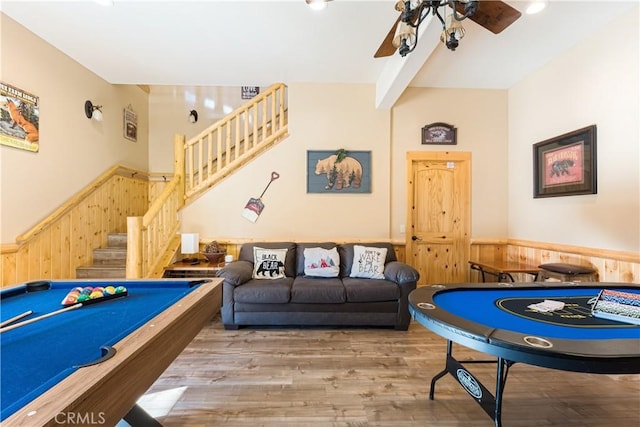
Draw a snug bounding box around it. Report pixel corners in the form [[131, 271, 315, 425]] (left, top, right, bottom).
[[304, 247, 340, 278], [349, 245, 387, 279], [252, 247, 288, 279]]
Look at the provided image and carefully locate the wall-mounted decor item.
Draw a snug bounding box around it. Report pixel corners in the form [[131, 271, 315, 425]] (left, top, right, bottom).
[[0, 81, 39, 152], [241, 86, 260, 100], [422, 122, 457, 145], [242, 171, 280, 223], [307, 149, 371, 193], [533, 125, 597, 198], [123, 105, 137, 142]]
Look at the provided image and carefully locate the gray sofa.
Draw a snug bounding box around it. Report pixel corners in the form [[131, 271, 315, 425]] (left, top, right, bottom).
[[216, 242, 420, 330]]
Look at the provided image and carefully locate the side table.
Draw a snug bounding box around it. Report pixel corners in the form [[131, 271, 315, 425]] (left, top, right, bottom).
[[163, 261, 225, 278]]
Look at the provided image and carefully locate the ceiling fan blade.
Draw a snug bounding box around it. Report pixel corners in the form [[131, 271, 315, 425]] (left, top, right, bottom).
[[374, 15, 402, 58], [455, 0, 521, 34]]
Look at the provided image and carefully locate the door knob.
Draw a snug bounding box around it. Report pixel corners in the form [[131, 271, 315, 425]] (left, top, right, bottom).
[[411, 235, 421, 241]]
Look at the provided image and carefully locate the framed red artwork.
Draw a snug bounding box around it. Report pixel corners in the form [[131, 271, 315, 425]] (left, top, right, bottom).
[[533, 125, 597, 198]]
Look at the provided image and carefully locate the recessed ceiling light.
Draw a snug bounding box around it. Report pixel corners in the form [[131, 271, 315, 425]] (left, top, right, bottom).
[[306, 0, 330, 11], [526, 0, 548, 15]]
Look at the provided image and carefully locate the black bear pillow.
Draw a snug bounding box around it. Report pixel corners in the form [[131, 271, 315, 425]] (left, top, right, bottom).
[[252, 247, 287, 279]]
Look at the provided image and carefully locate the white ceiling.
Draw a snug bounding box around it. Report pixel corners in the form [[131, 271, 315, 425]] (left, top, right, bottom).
[[1, 0, 638, 101]]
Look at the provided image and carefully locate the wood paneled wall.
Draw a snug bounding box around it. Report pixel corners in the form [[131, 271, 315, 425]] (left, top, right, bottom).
[[1, 167, 149, 288], [214, 238, 638, 284], [470, 239, 639, 284]]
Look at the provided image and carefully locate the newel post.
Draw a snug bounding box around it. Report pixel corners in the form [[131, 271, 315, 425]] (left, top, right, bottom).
[[126, 216, 143, 278], [174, 133, 186, 208]]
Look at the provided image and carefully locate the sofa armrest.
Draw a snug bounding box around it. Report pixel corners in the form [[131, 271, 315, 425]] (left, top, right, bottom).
[[216, 260, 254, 286], [384, 261, 420, 285]]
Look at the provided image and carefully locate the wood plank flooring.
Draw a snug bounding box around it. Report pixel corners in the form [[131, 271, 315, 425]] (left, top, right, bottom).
[[143, 316, 640, 426]]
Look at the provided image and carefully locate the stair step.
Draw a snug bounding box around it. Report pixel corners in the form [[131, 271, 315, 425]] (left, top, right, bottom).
[[76, 265, 126, 279], [93, 247, 127, 265], [107, 233, 127, 248]]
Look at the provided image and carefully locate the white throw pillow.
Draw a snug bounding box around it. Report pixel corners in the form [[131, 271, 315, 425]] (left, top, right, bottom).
[[304, 247, 340, 277], [350, 245, 387, 279], [252, 247, 288, 279]]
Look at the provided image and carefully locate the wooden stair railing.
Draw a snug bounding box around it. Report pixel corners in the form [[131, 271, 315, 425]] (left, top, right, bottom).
[[125, 83, 289, 278], [183, 82, 288, 204]]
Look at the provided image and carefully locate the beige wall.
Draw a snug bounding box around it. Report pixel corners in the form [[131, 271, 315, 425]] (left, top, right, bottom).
[[508, 8, 639, 252], [0, 14, 149, 244], [148, 85, 263, 172], [180, 83, 393, 241], [390, 87, 509, 242], [2, 7, 638, 255]]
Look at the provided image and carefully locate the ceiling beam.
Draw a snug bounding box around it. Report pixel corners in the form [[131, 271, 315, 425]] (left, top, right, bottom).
[[375, 14, 443, 109]]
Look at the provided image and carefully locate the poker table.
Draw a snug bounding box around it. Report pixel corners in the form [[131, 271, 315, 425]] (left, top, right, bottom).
[[408, 282, 640, 427], [0, 278, 222, 427]]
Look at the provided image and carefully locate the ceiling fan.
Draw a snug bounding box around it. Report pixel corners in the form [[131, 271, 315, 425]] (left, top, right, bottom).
[[374, 0, 522, 58]]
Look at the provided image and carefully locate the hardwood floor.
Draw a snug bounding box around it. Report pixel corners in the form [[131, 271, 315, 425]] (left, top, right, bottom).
[[143, 316, 640, 426]]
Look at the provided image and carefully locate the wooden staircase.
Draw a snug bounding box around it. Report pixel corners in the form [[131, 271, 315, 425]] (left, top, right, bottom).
[[76, 233, 127, 279]]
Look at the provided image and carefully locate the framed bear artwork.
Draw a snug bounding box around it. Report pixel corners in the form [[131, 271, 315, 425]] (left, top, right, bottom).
[[533, 125, 597, 198], [307, 150, 371, 194]]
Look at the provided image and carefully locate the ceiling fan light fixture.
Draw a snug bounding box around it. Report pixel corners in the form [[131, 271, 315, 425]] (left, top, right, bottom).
[[393, 21, 416, 49], [440, 14, 466, 49]]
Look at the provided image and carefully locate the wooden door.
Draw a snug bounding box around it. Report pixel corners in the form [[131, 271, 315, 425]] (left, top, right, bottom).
[[406, 152, 471, 286]]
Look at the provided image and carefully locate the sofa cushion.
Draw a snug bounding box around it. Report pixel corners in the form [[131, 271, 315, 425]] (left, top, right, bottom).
[[290, 277, 345, 303], [295, 242, 337, 276], [252, 247, 288, 279], [349, 245, 387, 279], [339, 243, 396, 278], [234, 278, 293, 304], [239, 242, 297, 277], [342, 277, 400, 302], [303, 247, 340, 277]]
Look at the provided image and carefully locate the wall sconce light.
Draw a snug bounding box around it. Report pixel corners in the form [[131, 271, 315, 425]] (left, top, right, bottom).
[[180, 232, 201, 264], [84, 100, 103, 121], [189, 109, 198, 123]]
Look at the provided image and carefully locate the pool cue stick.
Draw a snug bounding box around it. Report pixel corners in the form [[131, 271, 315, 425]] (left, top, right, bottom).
[[0, 310, 33, 328], [0, 304, 82, 333]]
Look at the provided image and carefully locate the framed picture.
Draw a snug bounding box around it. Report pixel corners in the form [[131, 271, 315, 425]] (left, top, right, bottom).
[[533, 125, 597, 198], [0, 81, 40, 152], [422, 122, 456, 145], [307, 150, 371, 193], [123, 107, 137, 142]]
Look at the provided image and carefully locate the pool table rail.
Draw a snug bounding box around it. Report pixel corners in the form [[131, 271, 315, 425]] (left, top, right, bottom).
[[3, 278, 222, 427]]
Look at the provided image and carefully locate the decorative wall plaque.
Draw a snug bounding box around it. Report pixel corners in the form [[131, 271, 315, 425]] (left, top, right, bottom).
[[422, 122, 457, 145], [241, 86, 260, 100]]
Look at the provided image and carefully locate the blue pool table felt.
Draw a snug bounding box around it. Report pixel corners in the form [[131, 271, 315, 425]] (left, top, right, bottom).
[[0, 280, 201, 421]]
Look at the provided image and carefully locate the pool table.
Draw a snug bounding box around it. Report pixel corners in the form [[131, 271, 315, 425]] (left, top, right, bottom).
[[409, 282, 640, 427], [0, 278, 222, 427]]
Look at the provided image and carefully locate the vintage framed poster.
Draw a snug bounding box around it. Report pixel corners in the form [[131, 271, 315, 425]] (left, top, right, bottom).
[[307, 150, 371, 193], [533, 125, 597, 198], [422, 122, 457, 145], [0, 81, 40, 152], [123, 106, 137, 142]]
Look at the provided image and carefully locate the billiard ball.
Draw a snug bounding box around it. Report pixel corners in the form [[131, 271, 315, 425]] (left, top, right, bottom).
[[77, 294, 90, 302], [104, 286, 116, 295], [81, 287, 93, 295], [115, 286, 127, 294], [89, 291, 103, 299]]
